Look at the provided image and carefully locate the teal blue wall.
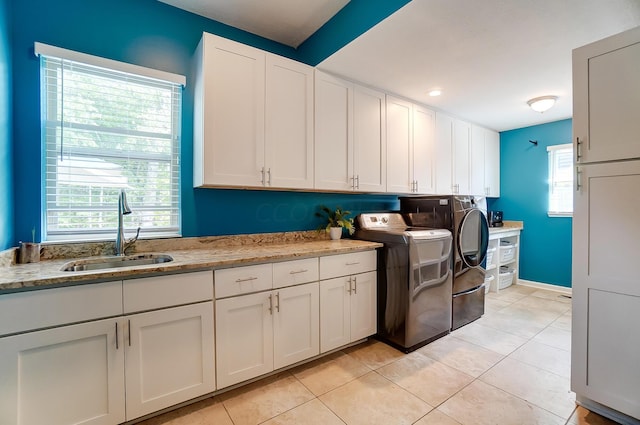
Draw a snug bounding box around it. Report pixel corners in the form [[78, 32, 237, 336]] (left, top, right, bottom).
[[0, 0, 13, 250], [9, 0, 400, 245], [488, 119, 572, 288]]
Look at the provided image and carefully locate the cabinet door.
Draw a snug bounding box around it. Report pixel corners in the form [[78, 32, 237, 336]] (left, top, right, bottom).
[[319, 277, 351, 353], [314, 71, 354, 191], [353, 85, 386, 192], [453, 119, 471, 195], [413, 105, 436, 194], [435, 112, 454, 194], [265, 55, 314, 189], [386, 96, 413, 194], [273, 282, 319, 369], [350, 271, 377, 341], [125, 302, 215, 420], [573, 27, 640, 164], [0, 318, 125, 425], [484, 129, 500, 197], [572, 160, 640, 419], [198, 33, 265, 187], [216, 292, 273, 388], [470, 125, 486, 196]]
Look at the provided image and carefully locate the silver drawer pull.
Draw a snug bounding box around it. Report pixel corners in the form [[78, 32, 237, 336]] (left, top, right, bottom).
[[289, 269, 308, 275], [346, 262, 360, 266], [236, 276, 258, 283]]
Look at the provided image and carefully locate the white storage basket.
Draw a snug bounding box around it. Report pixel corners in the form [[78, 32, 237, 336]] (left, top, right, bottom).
[[485, 247, 497, 268], [499, 241, 517, 263], [498, 266, 515, 289], [484, 274, 495, 293]]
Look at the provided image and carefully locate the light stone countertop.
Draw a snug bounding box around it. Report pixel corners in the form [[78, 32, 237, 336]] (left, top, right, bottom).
[[0, 232, 382, 293], [488, 220, 524, 235]]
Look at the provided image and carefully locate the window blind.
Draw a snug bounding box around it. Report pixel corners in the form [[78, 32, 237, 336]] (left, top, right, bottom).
[[39, 47, 183, 241], [547, 143, 573, 216]]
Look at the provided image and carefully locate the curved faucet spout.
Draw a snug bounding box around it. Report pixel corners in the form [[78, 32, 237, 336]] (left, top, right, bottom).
[[116, 189, 134, 256]]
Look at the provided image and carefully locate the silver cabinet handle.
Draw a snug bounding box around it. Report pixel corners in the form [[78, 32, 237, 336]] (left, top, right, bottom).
[[267, 168, 272, 186], [345, 261, 360, 266], [351, 175, 356, 190], [414, 180, 418, 193], [353, 276, 357, 294], [115, 322, 119, 350], [275, 292, 280, 312], [268, 294, 273, 315], [236, 276, 258, 283], [128, 319, 132, 347], [575, 137, 582, 162], [576, 167, 582, 192], [261, 167, 265, 185], [347, 277, 352, 294], [355, 175, 360, 189], [289, 269, 308, 275]]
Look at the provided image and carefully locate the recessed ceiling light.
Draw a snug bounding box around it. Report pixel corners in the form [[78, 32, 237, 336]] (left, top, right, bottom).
[[428, 89, 442, 97]]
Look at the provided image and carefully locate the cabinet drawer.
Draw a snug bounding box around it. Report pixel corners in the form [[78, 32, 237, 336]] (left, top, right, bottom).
[[0, 281, 123, 336], [273, 258, 319, 289], [124, 271, 213, 314], [319, 251, 377, 280], [215, 264, 273, 299]]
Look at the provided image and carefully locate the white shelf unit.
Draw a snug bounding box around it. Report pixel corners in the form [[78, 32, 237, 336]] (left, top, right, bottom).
[[485, 229, 521, 293]]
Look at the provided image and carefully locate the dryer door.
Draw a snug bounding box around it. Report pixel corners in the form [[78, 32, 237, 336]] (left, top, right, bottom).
[[457, 208, 489, 268]]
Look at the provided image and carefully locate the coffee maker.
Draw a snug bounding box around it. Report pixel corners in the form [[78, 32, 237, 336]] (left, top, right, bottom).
[[488, 210, 503, 227]]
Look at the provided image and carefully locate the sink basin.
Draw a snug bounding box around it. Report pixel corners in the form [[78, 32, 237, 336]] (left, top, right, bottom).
[[61, 254, 174, 272]]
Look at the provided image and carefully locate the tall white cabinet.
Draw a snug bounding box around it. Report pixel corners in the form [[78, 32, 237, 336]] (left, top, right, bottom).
[[572, 26, 640, 422], [471, 124, 500, 197], [193, 32, 314, 189]]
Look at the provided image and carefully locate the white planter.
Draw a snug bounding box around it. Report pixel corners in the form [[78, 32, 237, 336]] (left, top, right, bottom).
[[329, 227, 342, 240]]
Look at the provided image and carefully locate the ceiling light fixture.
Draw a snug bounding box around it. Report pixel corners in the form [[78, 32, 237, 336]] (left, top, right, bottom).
[[428, 89, 442, 97], [527, 95, 557, 113]]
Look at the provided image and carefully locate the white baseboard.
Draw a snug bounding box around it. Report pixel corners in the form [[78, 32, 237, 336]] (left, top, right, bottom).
[[516, 279, 572, 296]]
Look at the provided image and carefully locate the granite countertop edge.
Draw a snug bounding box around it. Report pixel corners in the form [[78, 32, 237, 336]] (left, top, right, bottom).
[[488, 220, 524, 234], [0, 237, 382, 293]]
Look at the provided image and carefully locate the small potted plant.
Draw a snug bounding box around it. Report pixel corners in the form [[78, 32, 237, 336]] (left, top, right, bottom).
[[316, 206, 355, 240]]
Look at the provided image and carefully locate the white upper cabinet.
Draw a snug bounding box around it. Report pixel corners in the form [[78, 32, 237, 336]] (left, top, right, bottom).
[[353, 85, 386, 192], [435, 112, 454, 194], [453, 119, 471, 195], [484, 129, 500, 197], [412, 104, 436, 194], [386, 96, 435, 194], [386, 96, 413, 193], [265, 55, 314, 189], [315, 71, 385, 192], [470, 125, 500, 197], [573, 27, 640, 164], [314, 71, 354, 191], [194, 32, 314, 189]]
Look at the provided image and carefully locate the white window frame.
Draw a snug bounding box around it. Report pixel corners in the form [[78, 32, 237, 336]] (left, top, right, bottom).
[[547, 143, 573, 217], [36, 43, 185, 242]]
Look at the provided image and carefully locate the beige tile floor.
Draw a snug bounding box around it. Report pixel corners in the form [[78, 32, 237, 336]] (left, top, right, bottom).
[[138, 285, 620, 425]]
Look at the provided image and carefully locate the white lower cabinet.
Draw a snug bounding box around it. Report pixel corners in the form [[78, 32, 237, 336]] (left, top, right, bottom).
[[0, 271, 215, 425], [0, 318, 125, 425], [125, 302, 215, 421], [320, 271, 377, 353], [215, 281, 319, 389]]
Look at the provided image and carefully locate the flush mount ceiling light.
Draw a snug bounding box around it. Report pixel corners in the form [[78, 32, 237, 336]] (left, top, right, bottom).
[[428, 89, 442, 97], [527, 95, 557, 113]]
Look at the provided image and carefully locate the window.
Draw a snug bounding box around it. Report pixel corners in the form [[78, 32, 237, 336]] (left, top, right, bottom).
[[36, 43, 184, 241], [547, 143, 573, 217]]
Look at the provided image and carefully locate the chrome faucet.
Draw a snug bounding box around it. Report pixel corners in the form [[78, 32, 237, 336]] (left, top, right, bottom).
[[115, 189, 140, 256]]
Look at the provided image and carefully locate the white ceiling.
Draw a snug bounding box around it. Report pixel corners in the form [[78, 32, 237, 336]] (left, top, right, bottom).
[[162, 0, 640, 132], [158, 0, 350, 48], [319, 0, 640, 131]]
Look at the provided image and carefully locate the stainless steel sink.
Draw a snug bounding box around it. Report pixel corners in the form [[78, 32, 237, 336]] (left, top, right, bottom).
[[61, 254, 174, 272]]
